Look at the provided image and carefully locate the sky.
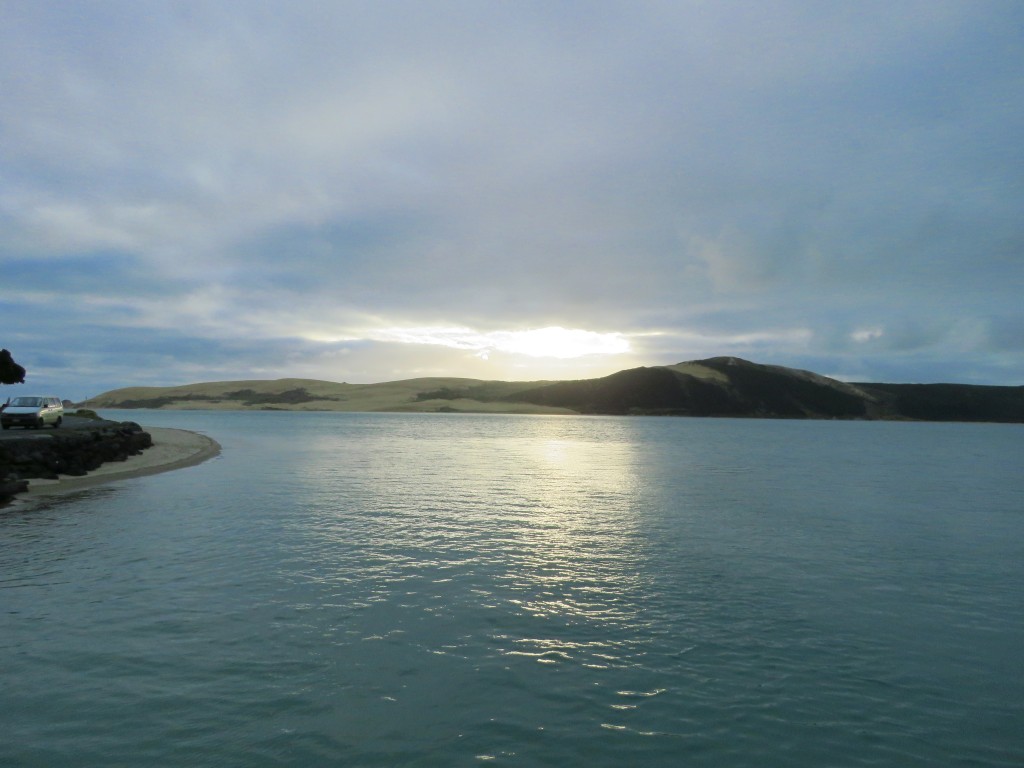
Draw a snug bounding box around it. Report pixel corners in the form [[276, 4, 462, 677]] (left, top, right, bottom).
[[2, 1, 1022, 401]]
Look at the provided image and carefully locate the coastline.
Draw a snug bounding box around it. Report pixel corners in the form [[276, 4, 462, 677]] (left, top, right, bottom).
[[77, 360, 1024, 422], [21, 427, 221, 498]]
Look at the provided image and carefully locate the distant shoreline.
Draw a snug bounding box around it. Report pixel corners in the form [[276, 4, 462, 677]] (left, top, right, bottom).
[[77, 358, 1024, 422]]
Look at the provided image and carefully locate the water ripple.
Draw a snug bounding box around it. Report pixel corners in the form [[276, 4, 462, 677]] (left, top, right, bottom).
[[2, 412, 1023, 766]]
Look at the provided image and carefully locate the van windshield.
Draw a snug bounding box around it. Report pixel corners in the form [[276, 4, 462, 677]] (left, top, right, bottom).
[[10, 397, 42, 406]]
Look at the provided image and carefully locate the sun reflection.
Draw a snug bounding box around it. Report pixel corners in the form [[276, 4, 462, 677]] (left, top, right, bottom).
[[496, 428, 649, 625], [482, 424, 658, 672], [290, 413, 655, 672]]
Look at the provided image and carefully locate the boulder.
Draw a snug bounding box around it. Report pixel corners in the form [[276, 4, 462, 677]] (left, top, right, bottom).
[[0, 422, 153, 505]]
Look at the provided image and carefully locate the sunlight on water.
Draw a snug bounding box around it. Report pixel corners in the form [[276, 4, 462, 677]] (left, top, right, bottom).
[[2, 412, 1023, 767]]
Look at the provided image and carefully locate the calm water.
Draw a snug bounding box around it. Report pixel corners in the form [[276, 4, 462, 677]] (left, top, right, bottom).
[[2, 411, 1022, 767]]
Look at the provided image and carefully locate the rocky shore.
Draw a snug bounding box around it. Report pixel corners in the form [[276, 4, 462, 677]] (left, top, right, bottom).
[[0, 421, 153, 504]]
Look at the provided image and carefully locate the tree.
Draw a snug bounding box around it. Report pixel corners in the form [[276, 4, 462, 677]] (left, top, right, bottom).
[[1, 349, 26, 385]]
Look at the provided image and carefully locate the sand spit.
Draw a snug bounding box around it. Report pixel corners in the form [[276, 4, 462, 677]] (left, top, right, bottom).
[[22, 427, 221, 498]]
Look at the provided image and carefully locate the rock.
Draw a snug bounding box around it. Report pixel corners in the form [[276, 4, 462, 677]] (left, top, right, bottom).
[[0, 422, 153, 504]]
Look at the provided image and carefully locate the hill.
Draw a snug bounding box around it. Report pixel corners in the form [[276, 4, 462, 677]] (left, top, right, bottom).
[[505, 357, 878, 418], [504, 357, 1024, 421], [81, 357, 1024, 422], [81, 376, 573, 415]]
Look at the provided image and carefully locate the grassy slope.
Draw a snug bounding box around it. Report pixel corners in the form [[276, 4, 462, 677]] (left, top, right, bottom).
[[81, 360, 1024, 421], [82, 377, 574, 414]]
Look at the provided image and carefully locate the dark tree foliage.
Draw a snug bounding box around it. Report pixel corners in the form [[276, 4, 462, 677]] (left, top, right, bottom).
[[0, 349, 26, 385], [858, 382, 1024, 422]]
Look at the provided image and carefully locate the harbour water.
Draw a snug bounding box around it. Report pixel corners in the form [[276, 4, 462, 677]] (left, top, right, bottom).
[[2, 411, 1022, 766]]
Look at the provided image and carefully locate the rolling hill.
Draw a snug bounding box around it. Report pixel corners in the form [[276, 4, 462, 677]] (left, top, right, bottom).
[[81, 357, 1024, 422], [81, 376, 573, 415]]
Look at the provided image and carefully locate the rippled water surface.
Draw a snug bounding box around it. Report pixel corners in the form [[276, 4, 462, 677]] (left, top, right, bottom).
[[2, 412, 1023, 766]]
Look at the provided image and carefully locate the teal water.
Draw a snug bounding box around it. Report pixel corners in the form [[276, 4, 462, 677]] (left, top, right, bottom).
[[2, 412, 1022, 767]]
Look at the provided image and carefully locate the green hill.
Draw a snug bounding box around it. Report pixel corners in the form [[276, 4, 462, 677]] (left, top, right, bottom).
[[81, 357, 1024, 422], [81, 376, 572, 414]]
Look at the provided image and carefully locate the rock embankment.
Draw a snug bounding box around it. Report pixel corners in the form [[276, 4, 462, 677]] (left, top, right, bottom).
[[0, 422, 152, 504]]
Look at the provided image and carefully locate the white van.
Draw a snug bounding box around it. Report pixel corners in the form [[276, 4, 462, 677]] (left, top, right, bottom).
[[1, 396, 64, 429]]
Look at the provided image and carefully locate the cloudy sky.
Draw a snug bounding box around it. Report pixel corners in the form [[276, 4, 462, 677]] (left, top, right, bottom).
[[2, 1, 1022, 400]]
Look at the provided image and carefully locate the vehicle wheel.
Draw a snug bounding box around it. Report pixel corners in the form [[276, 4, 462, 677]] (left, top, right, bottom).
[[35, 418, 44, 429], [54, 417, 62, 428]]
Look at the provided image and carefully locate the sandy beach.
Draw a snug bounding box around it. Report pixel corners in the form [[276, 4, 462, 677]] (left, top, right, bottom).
[[22, 427, 221, 498]]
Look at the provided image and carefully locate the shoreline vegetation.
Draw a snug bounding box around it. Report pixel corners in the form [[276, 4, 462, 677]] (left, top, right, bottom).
[[81, 356, 1024, 423]]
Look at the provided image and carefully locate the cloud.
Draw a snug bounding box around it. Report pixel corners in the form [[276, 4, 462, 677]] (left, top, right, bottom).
[[370, 326, 631, 360], [1, 1, 1022, 396]]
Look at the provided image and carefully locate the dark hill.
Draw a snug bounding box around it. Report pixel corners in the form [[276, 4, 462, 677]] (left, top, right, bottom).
[[854, 382, 1024, 423], [498, 365, 737, 416], [503, 357, 1024, 421]]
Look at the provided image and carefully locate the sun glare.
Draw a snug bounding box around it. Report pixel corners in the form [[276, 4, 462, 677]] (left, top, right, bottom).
[[491, 327, 630, 358], [374, 325, 630, 360]]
